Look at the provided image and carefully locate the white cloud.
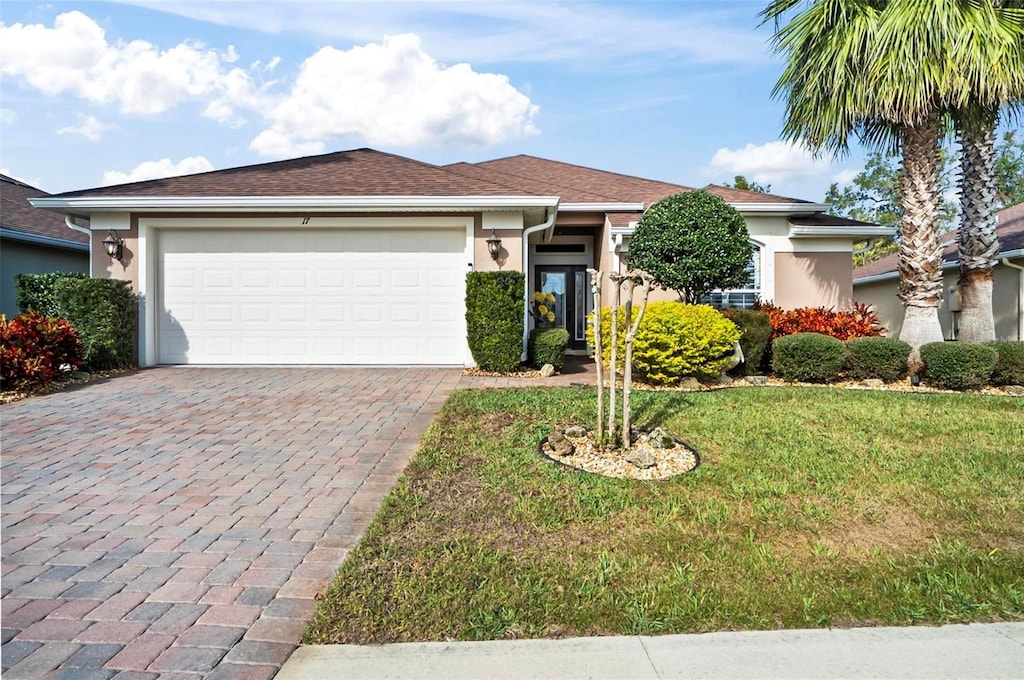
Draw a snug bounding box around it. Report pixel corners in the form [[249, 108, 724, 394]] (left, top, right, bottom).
[[703, 141, 831, 186], [0, 167, 42, 187], [0, 11, 263, 122], [57, 114, 107, 141], [1, 108, 16, 124], [101, 156, 214, 186], [832, 169, 858, 185], [249, 33, 539, 156]]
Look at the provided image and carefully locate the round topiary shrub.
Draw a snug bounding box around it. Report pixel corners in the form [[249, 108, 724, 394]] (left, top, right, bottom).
[[985, 341, 1024, 386], [528, 327, 570, 370], [845, 336, 912, 382], [919, 342, 997, 390], [772, 332, 846, 383], [590, 302, 740, 385], [723, 308, 771, 375]]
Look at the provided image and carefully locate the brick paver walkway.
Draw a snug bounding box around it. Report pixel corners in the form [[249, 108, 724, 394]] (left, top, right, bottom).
[[1, 367, 459, 679]]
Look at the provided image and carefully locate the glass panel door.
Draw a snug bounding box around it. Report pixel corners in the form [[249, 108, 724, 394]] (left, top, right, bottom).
[[539, 270, 567, 329]]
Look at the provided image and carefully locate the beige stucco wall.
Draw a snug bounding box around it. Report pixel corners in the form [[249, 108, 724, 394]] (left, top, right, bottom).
[[855, 258, 1024, 340], [474, 214, 523, 272], [91, 224, 138, 289], [774, 251, 853, 310]]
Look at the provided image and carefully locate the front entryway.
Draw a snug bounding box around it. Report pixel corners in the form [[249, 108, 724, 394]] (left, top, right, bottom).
[[535, 265, 592, 350]]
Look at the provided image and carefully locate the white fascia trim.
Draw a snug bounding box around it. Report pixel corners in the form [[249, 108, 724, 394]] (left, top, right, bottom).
[[853, 248, 1024, 285], [789, 225, 895, 238], [29, 195, 561, 213], [732, 202, 831, 214], [559, 202, 644, 212]]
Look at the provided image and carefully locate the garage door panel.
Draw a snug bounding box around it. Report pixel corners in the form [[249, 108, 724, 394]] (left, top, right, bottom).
[[158, 228, 467, 364]]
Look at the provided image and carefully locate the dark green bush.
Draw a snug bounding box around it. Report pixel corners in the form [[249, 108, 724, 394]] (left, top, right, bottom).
[[52, 278, 137, 370], [771, 332, 846, 383], [919, 342, 997, 390], [466, 271, 525, 372], [528, 327, 570, 370], [724, 309, 771, 375], [16, 272, 88, 317], [986, 341, 1024, 386], [845, 336, 912, 382]]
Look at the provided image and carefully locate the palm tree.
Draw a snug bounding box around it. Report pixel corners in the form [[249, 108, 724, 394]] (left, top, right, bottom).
[[955, 1, 1024, 344], [763, 0, 1024, 362]]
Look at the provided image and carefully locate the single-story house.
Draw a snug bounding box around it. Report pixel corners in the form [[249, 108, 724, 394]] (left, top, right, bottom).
[[853, 202, 1024, 341], [32, 148, 889, 366], [1, 174, 90, 317]]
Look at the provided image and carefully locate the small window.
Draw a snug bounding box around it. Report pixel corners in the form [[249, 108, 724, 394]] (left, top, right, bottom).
[[702, 243, 761, 310]]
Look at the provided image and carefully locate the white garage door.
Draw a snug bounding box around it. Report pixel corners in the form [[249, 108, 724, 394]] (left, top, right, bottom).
[[157, 228, 467, 364]]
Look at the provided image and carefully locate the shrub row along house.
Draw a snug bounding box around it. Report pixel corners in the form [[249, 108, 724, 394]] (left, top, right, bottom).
[[31, 149, 889, 367]]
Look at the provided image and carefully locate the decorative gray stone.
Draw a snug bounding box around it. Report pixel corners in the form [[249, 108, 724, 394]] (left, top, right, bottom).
[[70, 371, 91, 380], [564, 425, 587, 437], [679, 377, 701, 390], [716, 374, 734, 385], [540, 363, 556, 377], [861, 378, 885, 389], [646, 427, 675, 449], [625, 448, 656, 469], [1003, 385, 1024, 396], [744, 375, 768, 386], [544, 431, 574, 457]]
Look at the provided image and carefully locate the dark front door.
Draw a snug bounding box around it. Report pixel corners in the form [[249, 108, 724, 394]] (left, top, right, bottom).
[[535, 265, 592, 350]]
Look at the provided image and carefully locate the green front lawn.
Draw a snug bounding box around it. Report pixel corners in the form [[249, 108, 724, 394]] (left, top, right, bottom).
[[306, 387, 1024, 644]]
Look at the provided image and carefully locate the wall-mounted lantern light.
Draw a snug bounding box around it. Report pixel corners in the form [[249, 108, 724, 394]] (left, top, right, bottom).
[[102, 230, 124, 260], [486, 229, 502, 261]]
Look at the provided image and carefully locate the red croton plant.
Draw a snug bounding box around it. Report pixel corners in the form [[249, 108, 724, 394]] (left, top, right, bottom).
[[754, 301, 884, 342], [0, 311, 83, 391]]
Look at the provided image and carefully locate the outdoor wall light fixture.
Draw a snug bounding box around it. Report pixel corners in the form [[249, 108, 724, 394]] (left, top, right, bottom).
[[102, 230, 124, 260], [486, 229, 502, 261]]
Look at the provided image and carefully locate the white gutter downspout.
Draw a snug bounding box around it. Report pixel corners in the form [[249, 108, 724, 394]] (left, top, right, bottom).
[[66, 216, 92, 277], [521, 208, 558, 361], [1001, 257, 1024, 341]]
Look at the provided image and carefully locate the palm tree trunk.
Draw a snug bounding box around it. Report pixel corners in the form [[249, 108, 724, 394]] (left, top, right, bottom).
[[956, 113, 1000, 343], [897, 117, 946, 368]]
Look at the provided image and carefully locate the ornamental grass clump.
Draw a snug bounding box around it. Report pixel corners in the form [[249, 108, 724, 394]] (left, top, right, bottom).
[[986, 341, 1024, 386], [772, 332, 846, 383], [590, 302, 740, 386], [919, 342, 997, 390], [845, 336, 912, 382]]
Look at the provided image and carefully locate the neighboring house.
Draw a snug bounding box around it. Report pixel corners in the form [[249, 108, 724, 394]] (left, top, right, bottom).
[[1, 174, 89, 317], [32, 148, 888, 366], [853, 202, 1024, 341]]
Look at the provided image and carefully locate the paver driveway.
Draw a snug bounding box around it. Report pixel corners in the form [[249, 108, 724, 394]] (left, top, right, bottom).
[[1, 367, 460, 679]]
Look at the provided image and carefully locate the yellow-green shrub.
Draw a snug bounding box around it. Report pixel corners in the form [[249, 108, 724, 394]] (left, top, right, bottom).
[[587, 302, 740, 385]]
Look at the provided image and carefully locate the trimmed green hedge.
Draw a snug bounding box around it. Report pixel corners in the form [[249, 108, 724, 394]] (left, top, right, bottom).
[[772, 332, 846, 383], [919, 342, 997, 391], [528, 327, 570, 370], [845, 336, 911, 382], [725, 308, 771, 376], [15, 271, 88, 317], [466, 271, 525, 372], [986, 341, 1024, 386], [52, 278, 137, 370]]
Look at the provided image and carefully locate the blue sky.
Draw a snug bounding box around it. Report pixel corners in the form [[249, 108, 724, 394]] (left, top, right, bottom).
[[1, 0, 871, 199]]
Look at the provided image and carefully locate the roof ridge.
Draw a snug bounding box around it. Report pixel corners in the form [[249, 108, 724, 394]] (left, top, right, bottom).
[[1, 174, 44, 193], [477, 154, 694, 192], [443, 160, 616, 203], [701, 183, 810, 204]]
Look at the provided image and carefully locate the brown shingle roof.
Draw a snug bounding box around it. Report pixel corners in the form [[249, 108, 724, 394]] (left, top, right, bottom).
[[606, 212, 642, 229], [1, 175, 88, 245], [702, 184, 813, 205], [51, 148, 544, 199], [444, 161, 613, 203], [853, 202, 1024, 280], [469, 154, 693, 206]]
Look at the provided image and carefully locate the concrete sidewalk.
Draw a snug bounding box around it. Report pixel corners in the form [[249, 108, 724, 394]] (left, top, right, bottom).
[[277, 622, 1024, 679]]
